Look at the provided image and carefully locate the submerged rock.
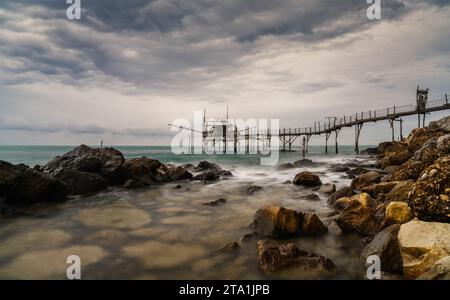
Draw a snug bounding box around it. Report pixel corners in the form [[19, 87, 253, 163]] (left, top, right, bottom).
[[303, 193, 320, 201], [293, 171, 322, 187], [217, 242, 240, 253], [277, 163, 294, 170], [360, 224, 403, 274], [246, 185, 263, 195], [293, 159, 316, 167], [257, 240, 335, 277], [398, 220, 450, 279], [193, 171, 220, 182], [194, 161, 221, 172], [319, 183, 336, 195], [202, 198, 226, 206]]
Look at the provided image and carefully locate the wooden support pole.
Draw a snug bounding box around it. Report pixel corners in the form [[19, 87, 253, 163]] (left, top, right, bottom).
[[245, 127, 250, 154], [335, 130, 339, 154], [234, 126, 238, 154], [223, 124, 227, 154], [399, 119, 403, 141], [288, 128, 292, 151], [302, 137, 306, 158], [355, 124, 363, 154]]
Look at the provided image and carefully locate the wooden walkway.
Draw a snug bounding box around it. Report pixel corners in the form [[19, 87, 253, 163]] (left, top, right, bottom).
[[278, 95, 450, 154]]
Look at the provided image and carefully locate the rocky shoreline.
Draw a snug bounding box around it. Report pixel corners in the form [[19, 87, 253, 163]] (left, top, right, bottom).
[[0, 116, 449, 280]]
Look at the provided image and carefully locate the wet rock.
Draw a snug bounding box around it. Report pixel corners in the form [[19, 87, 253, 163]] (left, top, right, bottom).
[[42, 144, 125, 185], [351, 171, 382, 190], [303, 193, 320, 201], [254, 205, 303, 238], [239, 232, 257, 243], [194, 161, 221, 172], [181, 163, 195, 171], [417, 256, 450, 280], [218, 170, 233, 177], [319, 183, 336, 195], [361, 182, 397, 199], [0, 161, 25, 198], [361, 147, 378, 155], [257, 240, 335, 277], [202, 198, 226, 206], [382, 180, 414, 203], [336, 195, 381, 236], [398, 220, 450, 279], [293, 159, 316, 167], [166, 166, 193, 181], [330, 165, 350, 173], [54, 169, 108, 195], [282, 180, 292, 184], [334, 192, 374, 211], [123, 179, 148, 189], [360, 224, 403, 274], [302, 213, 328, 236], [122, 157, 165, 185], [217, 242, 240, 253], [346, 167, 369, 176], [192, 171, 220, 182], [327, 186, 355, 207], [246, 185, 263, 195], [408, 156, 450, 222], [293, 171, 322, 187], [383, 202, 413, 227], [277, 163, 295, 170], [5, 169, 69, 205]]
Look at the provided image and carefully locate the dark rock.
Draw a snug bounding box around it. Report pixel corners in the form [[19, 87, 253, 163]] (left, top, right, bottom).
[[193, 171, 220, 182], [202, 198, 226, 206], [293, 171, 322, 187], [283, 180, 292, 184], [0, 160, 25, 197], [239, 232, 257, 243], [336, 199, 382, 236], [346, 167, 370, 176], [122, 157, 166, 185], [54, 169, 108, 195], [330, 165, 350, 173], [194, 161, 221, 172], [302, 213, 328, 236], [327, 186, 355, 207], [166, 166, 193, 181], [123, 179, 148, 189], [257, 240, 336, 277], [319, 183, 336, 195], [361, 182, 397, 199], [218, 170, 233, 177], [181, 163, 195, 171], [293, 159, 316, 167], [5, 169, 69, 205], [361, 224, 403, 274], [277, 163, 295, 170], [303, 193, 320, 201], [246, 185, 263, 195], [254, 205, 303, 238], [361, 147, 378, 155], [351, 171, 382, 190]]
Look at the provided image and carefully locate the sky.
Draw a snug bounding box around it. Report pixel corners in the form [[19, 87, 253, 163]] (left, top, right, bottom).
[[0, 0, 449, 146]]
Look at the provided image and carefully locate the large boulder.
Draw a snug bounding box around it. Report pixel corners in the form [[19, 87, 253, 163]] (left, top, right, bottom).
[[408, 156, 450, 222], [398, 220, 450, 279], [361, 224, 403, 274], [5, 169, 69, 205], [327, 186, 355, 207], [417, 256, 450, 280], [302, 213, 328, 236], [351, 171, 382, 190], [382, 181, 414, 203], [192, 171, 220, 182], [166, 166, 193, 181], [293, 171, 322, 187], [54, 169, 108, 196], [42, 145, 125, 184], [361, 182, 397, 199], [257, 240, 335, 278], [194, 161, 221, 172], [254, 205, 303, 237], [0, 161, 25, 198], [122, 157, 166, 185], [336, 195, 382, 236], [383, 202, 413, 227]]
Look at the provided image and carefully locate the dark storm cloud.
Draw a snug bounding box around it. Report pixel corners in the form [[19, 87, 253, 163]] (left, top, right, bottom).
[[0, 0, 447, 88]]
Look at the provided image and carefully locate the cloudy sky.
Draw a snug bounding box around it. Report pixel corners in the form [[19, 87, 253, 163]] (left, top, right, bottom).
[[0, 0, 449, 146]]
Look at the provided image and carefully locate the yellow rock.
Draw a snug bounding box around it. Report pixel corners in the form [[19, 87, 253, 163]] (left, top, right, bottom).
[[384, 202, 413, 226]]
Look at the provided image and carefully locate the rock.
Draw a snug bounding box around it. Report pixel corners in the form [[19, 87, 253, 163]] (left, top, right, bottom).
[[428, 115, 450, 133], [303, 193, 320, 201], [383, 165, 401, 175], [361, 182, 397, 199], [330, 165, 350, 173], [54, 169, 108, 196], [282, 180, 292, 184], [238, 232, 257, 243], [417, 256, 450, 280], [334, 192, 374, 210], [218, 170, 233, 177], [408, 156, 450, 222], [123, 179, 148, 189], [246, 185, 263, 195], [0, 161, 25, 197], [360, 224, 403, 274], [181, 163, 195, 171], [351, 171, 382, 190], [336, 196, 381, 236], [319, 183, 336, 195], [293, 171, 322, 187], [346, 167, 369, 176], [42, 145, 125, 185], [5, 169, 69, 205], [361, 147, 378, 155], [390, 160, 425, 181], [382, 180, 414, 203], [383, 202, 413, 227], [398, 220, 450, 279], [257, 240, 335, 277], [293, 159, 316, 167], [302, 213, 328, 236], [217, 242, 240, 253], [194, 161, 221, 172], [202, 198, 226, 206], [277, 163, 294, 170], [437, 134, 450, 154], [193, 171, 220, 182], [122, 157, 165, 185], [327, 186, 355, 207], [166, 166, 193, 181], [254, 205, 303, 238]]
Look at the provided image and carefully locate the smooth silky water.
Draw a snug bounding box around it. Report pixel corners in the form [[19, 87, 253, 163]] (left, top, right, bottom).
[[0, 146, 374, 279]]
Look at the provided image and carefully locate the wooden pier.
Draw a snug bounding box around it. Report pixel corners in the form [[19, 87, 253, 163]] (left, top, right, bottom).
[[279, 88, 450, 154]]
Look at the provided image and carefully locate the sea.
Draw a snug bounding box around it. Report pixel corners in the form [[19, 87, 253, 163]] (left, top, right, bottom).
[[0, 145, 376, 280]]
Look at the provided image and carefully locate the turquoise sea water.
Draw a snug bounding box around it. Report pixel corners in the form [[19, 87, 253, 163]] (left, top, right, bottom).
[[0, 145, 373, 167]]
